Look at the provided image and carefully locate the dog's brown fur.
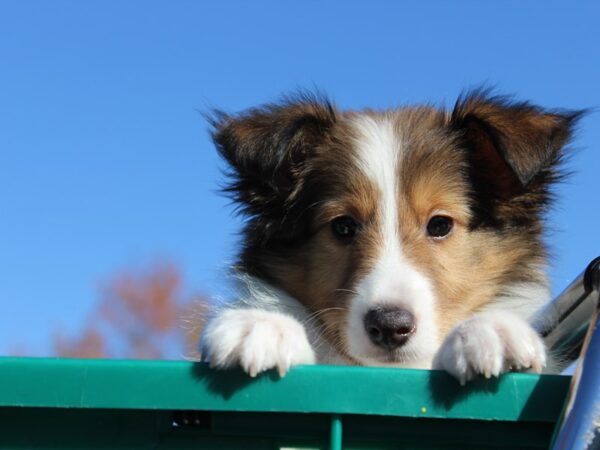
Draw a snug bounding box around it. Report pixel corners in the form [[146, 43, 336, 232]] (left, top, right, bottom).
[[210, 90, 581, 362]]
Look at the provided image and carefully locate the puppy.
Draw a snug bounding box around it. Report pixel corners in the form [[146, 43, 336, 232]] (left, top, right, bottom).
[[201, 90, 581, 384]]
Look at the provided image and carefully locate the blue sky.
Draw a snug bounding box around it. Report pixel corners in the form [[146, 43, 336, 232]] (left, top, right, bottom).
[[1, 1, 598, 355]]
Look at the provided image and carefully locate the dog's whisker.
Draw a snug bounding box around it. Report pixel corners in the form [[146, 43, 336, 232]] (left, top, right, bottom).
[[302, 307, 347, 327]]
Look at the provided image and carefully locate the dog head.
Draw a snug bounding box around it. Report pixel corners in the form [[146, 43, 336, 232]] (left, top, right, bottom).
[[210, 91, 581, 366]]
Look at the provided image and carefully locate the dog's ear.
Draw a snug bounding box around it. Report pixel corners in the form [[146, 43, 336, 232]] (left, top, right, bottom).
[[451, 90, 582, 199], [209, 95, 336, 222]]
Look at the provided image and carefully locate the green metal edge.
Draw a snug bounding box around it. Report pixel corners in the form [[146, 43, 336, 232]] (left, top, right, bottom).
[[0, 357, 569, 422]]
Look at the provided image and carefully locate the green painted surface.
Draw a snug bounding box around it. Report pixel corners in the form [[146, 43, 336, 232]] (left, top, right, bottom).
[[0, 357, 569, 422], [330, 414, 343, 450], [0, 357, 571, 449]]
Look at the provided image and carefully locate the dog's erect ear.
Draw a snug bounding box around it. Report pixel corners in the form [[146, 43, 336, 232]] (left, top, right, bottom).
[[451, 90, 582, 199], [209, 95, 336, 219]]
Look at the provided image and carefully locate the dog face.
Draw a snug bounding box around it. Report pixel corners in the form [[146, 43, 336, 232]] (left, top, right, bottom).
[[211, 91, 579, 367]]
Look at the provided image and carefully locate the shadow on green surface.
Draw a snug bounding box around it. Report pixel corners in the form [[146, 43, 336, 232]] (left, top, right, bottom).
[[427, 370, 502, 410], [517, 374, 570, 421], [190, 362, 282, 399]]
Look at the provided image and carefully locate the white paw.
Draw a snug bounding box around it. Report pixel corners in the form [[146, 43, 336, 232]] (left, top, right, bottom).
[[432, 312, 546, 385], [201, 308, 316, 377]]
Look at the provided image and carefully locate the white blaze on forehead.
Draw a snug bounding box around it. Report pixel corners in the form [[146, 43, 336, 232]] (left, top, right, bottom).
[[350, 114, 427, 305], [351, 114, 401, 263], [347, 114, 439, 365]]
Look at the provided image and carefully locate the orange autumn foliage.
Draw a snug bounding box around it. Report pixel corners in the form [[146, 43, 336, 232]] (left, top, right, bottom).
[[54, 326, 107, 359], [52, 261, 207, 360]]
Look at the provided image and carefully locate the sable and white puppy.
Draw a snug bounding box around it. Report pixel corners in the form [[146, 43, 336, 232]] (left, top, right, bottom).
[[201, 91, 581, 384]]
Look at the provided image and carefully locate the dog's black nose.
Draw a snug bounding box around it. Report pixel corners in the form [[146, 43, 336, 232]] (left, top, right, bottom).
[[364, 308, 416, 350]]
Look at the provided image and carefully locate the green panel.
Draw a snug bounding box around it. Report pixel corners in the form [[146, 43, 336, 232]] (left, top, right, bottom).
[[0, 357, 569, 422], [0, 408, 283, 450], [0, 408, 555, 450]]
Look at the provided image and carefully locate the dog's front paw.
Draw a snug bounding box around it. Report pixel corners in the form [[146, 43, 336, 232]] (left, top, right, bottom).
[[432, 312, 546, 385], [201, 308, 316, 377]]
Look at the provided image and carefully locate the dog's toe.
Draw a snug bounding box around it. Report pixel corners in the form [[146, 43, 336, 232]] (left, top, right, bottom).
[[433, 311, 546, 384], [202, 308, 316, 377]]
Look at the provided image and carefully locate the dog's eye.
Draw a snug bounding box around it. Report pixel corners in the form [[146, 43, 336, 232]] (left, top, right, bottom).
[[331, 216, 359, 244], [426, 215, 453, 239]]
